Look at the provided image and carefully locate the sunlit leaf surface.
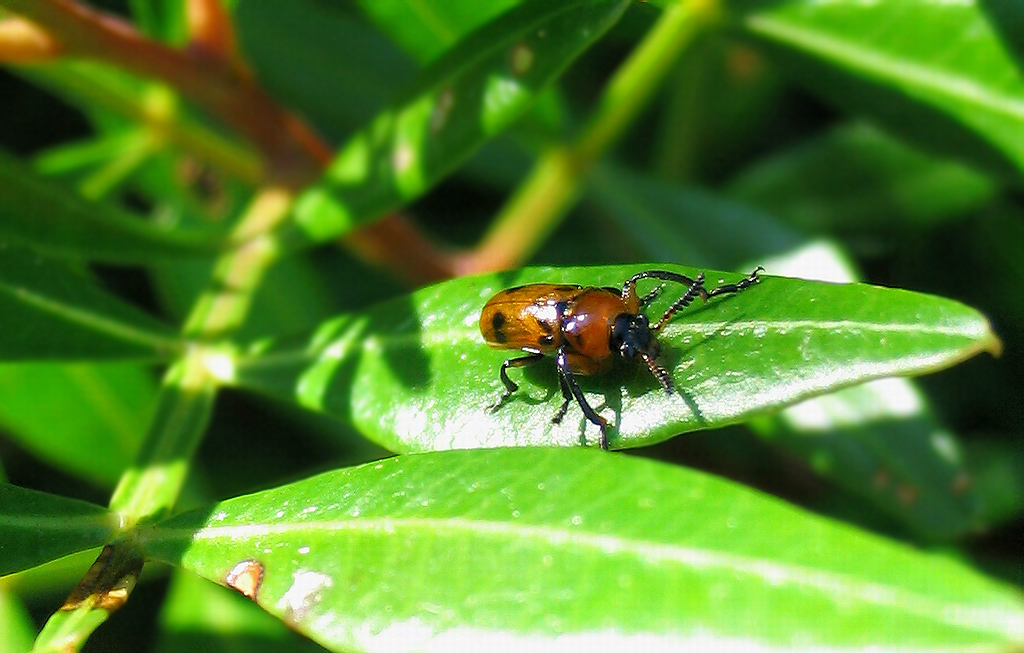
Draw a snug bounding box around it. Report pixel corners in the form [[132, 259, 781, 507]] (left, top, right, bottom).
[[141, 449, 1024, 653], [232, 265, 999, 452]]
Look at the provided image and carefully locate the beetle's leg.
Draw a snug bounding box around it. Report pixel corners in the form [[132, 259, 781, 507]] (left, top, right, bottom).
[[556, 347, 609, 450], [704, 266, 764, 299], [638, 283, 666, 310], [489, 352, 545, 412], [622, 270, 703, 306], [552, 370, 573, 424], [653, 267, 764, 331], [653, 273, 707, 332], [642, 352, 674, 395]]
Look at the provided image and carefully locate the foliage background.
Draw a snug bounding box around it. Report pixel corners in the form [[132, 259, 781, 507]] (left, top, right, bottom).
[[0, 0, 1022, 651]]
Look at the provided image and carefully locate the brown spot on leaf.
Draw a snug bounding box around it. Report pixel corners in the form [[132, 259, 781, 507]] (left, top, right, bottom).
[[226, 559, 264, 601], [951, 473, 972, 496], [872, 469, 890, 491], [896, 483, 920, 507], [510, 42, 534, 76]]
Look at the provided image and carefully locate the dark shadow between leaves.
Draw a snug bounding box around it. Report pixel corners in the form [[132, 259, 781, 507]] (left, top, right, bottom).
[[978, 0, 1024, 84]]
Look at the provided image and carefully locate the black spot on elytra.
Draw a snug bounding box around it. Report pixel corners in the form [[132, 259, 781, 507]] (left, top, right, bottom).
[[492, 312, 508, 344]]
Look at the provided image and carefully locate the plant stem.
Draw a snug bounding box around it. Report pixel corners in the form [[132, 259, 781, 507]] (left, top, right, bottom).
[[459, 0, 721, 274], [4, 0, 325, 183], [108, 187, 291, 525], [2, 1, 458, 283]]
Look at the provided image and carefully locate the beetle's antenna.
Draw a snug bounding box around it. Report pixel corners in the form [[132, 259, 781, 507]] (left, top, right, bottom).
[[642, 352, 674, 394]]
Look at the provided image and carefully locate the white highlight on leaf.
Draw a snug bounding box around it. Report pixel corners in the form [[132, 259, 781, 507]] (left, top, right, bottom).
[[277, 570, 332, 620], [165, 518, 1024, 639]]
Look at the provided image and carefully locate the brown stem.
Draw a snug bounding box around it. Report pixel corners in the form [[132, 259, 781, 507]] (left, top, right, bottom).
[[7, 0, 322, 184], [5, 0, 460, 285]]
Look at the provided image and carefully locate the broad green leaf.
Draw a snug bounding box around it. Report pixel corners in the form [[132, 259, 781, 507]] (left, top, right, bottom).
[[140, 449, 1024, 652], [288, 0, 629, 246], [727, 123, 997, 232], [0, 363, 154, 487], [0, 246, 182, 361], [0, 150, 226, 262], [355, 0, 519, 62], [0, 484, 115, 577], [230, 264, 999, 452], [725, 0, 1024, 175]]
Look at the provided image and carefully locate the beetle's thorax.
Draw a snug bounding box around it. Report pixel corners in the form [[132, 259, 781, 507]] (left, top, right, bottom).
[[562, 288, 629, 359]]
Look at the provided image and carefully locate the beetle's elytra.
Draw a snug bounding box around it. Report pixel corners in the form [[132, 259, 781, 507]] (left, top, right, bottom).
[[479, 268, 763, 450]]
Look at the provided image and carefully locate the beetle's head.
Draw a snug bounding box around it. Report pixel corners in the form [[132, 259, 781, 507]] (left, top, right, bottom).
[[610, 314, 673, 394]]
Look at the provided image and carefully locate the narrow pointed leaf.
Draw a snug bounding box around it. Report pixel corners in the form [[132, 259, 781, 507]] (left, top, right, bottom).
[[140, 449, 1024, 652], [722, 0, 1024, 175], [355, 0, 518, 61], [0, 363, 154, 486], [287, 0, 629, 245], [231, 264, 999, 452], [0, 587, 34, 653], [236, 0, 415, 137], [0, 484, 115, 576], [0, 151, 226, 262], [756, 378, 984, 541], [0, 246, 181, 361], [727, 123, 997, 231]]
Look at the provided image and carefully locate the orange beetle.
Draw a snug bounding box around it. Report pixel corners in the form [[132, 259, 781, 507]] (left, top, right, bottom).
[[480, 268, 762, 449]]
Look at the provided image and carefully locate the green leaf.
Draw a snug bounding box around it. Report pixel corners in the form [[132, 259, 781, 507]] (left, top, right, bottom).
[[156, 570, 327, 653], [0, 587, 35, 653], [0, 246, 182, 361], [739, 246, 985, 541], [355, 0, 520, 62], [727, 0, 1024, 175], [0, 484, 115, 577], [727, 123, 997, 232], [236, 0, 415, 139], [287, 0, 629, 246], [140, 449, 1024, 652], [587, 164, 805, 269], [230, 264, 999, 452], [0, 363, 154, 487], [755, 377, 983, 541], [0, 150, 226, 263]]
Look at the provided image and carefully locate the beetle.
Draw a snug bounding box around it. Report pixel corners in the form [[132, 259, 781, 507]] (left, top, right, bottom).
[[479, 267, 763, 450]]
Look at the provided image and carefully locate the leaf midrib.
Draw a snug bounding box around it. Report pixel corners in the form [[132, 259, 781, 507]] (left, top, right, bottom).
[[146, 516, 1022, 637], [0, 281, 180, 353], [743, 13, 1024, 123]]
